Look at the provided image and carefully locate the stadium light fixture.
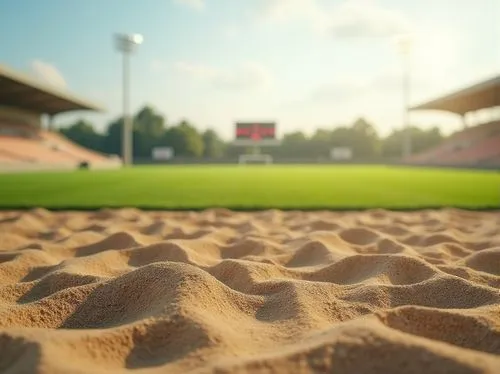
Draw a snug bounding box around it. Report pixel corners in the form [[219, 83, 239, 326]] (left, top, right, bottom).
[[114, 33, 143, 166]]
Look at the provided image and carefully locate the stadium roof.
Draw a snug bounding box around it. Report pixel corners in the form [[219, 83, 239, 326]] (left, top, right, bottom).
[[411, 74, 500, 115], [0, 63, 105, 115]]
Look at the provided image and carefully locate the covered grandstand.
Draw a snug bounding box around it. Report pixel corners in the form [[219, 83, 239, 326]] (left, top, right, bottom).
[[409, 74, 500, 167], [0, 64, 121, 171]]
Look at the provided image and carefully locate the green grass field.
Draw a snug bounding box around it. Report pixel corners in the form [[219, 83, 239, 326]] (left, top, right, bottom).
[[0, 165, 499, 210]]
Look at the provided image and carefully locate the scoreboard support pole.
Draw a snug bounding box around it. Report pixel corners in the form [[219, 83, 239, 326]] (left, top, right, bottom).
[[238, 144, 273, 165], [233, 121, 279, 164], [250, 145, 261, 155]]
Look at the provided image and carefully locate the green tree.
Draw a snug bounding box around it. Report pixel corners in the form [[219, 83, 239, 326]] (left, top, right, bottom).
[[101, 105, 169, 159], [102, 118, 123, 156], [202, 129, 225, 158], [279, 131, 309, 158], [134, 106, 165, 137], [310, 129, 332, 158], [59, 119, 105, 153], [133, 106, 167, 158], [330, 126, 352, 148], [327, 118, 381, 159], [348, 117, 381, 157], [163, 120, 204, 157], [382, 126, 443, 158]]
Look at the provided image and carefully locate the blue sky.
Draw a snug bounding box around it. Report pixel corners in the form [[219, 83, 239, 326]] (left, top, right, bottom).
[[1, 0, 499, 139]]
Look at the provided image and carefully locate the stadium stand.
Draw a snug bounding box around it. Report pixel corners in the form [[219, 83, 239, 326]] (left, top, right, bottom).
[[408, 121, 500, 165], [410, 75, 500, 167], [0, 63, 121, 172]]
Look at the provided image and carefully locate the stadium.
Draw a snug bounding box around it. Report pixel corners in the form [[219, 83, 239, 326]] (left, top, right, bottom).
[[0, 64, 121, 172], [1, 66, 500, 171], [1, 2, 500, 371], [408, 75, 500, 167], [0, 63, 499, 209]]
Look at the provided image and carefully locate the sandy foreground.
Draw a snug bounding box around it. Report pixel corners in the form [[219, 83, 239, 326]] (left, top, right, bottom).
[[0, 208, 499, 374]]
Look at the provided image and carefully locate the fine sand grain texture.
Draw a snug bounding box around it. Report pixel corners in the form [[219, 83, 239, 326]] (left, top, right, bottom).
[[0, 208, 499, 373]]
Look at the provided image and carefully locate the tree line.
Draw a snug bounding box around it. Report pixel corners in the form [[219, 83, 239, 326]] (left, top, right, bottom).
[[60, 105, 445, 160]]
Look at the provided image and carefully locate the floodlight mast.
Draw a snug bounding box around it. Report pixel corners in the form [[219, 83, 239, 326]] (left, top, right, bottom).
[[114, 33, 143, 166]]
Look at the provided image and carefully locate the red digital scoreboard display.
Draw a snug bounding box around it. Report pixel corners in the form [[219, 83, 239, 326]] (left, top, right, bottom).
[[235, 122, 276, 141]]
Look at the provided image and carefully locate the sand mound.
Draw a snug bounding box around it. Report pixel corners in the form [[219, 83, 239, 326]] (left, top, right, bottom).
[[0, 209, 499, 373]]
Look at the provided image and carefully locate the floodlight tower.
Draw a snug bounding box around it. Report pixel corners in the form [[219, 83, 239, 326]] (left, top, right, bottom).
[[396, 34, 413, 159], [114, 33, 143, 166]]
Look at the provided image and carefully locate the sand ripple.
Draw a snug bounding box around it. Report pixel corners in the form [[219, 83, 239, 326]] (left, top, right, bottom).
[[0, 208, 499, 373]]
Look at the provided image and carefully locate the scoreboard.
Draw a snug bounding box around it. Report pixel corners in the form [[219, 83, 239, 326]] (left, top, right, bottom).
[[233, 121, 279, 162], [235, 122, 276, 142]]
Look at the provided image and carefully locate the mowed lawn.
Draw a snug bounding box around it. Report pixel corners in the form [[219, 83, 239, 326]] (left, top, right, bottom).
[[0, 165, 499, 210]]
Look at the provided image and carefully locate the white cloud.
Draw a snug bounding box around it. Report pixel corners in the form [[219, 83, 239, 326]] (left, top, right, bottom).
[[173, 0, 205, 11], [256, 0, 411, 37], [222, 25, 239, 41], [258, 0, 324, 24], [150, 59, 166, 72], [327, 0, 411, 37], [173, 61, 273, 91], [309, 81, 363, 106], [30, 60, 67, 89], [309, 70, 409, 105], [213, 62, 273, 91], [304, 59, 491, 136], [407, 30, 459, 81], [308, 27, 464, 105], [173, 61, 218, 79]]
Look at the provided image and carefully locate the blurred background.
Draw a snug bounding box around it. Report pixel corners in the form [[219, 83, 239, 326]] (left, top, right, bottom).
[[0, 0, 499, 170]]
